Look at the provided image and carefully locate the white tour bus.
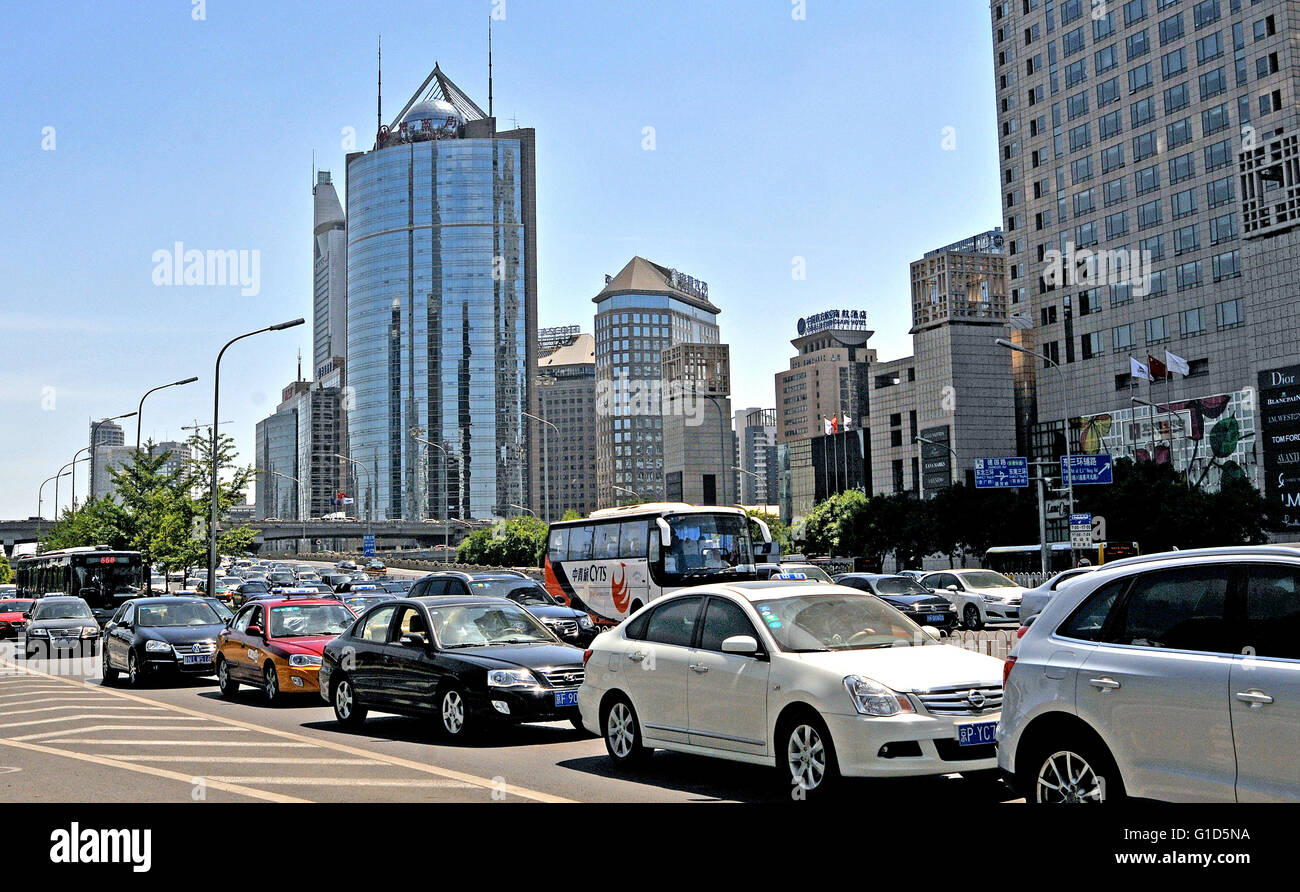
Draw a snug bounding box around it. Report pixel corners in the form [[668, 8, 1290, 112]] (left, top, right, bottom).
[[544, 503, 773, 626]]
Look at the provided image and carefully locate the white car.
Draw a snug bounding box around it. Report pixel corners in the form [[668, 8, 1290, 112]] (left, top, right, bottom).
[[1018, 567, 1095, 622], [920, 570, 1027, 630], [578, 581, 1006, 796]]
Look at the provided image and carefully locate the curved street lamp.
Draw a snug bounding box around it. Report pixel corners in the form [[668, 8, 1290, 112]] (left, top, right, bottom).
[[137, 377, 199, 452]]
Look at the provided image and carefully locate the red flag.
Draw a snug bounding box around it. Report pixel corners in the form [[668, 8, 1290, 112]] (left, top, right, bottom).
[[1147, 354, 1168, 379], [831, 415, 839, 434]]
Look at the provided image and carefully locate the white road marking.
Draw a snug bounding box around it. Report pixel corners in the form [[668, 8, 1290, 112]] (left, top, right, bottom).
[[36, 739, 320, 746], [206, 777, 477, 788], [14, 724, 245, 742], [107, 756, 380, 765], [0, 705, 171, 716], [0, 713, 211, 729]]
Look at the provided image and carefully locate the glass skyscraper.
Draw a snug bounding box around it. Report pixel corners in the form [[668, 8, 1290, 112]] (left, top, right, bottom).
[[345, 66, 537, 521]]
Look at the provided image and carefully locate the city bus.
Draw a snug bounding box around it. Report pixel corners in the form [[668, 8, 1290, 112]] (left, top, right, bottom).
[[983, 541, 1141, 574], [544, 503, 772, 625], [14, 546, 146, 624]]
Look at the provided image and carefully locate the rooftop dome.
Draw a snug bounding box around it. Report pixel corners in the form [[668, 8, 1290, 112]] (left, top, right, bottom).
[[402, 98, 464, 129]]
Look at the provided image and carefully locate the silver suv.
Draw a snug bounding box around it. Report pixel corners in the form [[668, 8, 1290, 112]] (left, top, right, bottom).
[[999, 546, 1300, 803]]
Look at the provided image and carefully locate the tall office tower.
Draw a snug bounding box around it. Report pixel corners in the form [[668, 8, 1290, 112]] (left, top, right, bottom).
[[661, 343, 734, 506], [87, 419, 126, 503], [312, 171, 347, 376], [735, 407, 778, 506], [593, 257, 720, 507], [253, 380, 342, 521], [345, 65, 537, 521], [992, 0, 1300, 531], [255, 403, 299, 522], [536, 332, 597, 519]]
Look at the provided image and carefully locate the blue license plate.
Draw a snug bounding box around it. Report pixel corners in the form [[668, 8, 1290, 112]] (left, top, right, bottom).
[[554, 690, 578, 707], [957, 720, 998, 746], [927, 614, 946, 624], [183, 654, 211, 665]]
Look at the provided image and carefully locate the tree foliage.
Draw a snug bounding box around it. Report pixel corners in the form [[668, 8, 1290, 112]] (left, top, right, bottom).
[[456, 516, 549, 567], [0, 554, 13, 585]]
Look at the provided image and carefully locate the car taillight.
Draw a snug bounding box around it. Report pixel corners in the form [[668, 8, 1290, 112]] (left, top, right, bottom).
[[582, 649, 593, 666], [1016, 625, 1029, 639], [1002, 655, 1017, 688]]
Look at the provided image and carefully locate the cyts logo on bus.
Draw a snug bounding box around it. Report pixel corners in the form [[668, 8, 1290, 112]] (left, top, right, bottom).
[[612, 564, 629, 614]]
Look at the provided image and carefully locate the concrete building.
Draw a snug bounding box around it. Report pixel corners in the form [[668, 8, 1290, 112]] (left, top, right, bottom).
[[90, 445, 134, 502], [254, 379, 342, 521], [87, 419, 125, 502], [735, 407, 778, 505], [661, 343, 733, 505], [593, 257, 720, 506], [991, 0, 1300, 532], [536, 331, 597, 520], [312, 171, 347, 375], [345, 64, 537, 521]]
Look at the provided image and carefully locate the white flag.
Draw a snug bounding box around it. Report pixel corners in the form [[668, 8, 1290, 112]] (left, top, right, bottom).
[[1130, 355, 1153, 382], [823, 417, 833, 436], [1165, 349, 1190, 377], [843, 413, 853, 429]]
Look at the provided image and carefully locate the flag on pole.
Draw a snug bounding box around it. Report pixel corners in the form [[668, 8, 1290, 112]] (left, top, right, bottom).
[[1130, 355, 1154, 381], [832, 415, 840, 434], [1165, 349, 1190, 377], [1147, 354, 1169, 379], [823, 417, 833, 436], [843, 412, 853, 430]]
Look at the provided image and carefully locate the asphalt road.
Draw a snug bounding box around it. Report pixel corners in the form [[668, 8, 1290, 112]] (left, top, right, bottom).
[[0, 635, 1020, 804]]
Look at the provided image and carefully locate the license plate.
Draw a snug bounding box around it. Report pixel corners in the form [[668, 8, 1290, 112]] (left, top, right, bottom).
[[54, 638, 77, 647], [183, 654, 212, 665], [957, 720, 998, 747], [553, 690, 578, 707], [927, 614, 946, 624]]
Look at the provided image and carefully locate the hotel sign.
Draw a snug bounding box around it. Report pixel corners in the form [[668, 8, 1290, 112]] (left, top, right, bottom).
[[797, 309, 870, 336], [668, 269, 709, 301], [1259, 363, 1300, 529]]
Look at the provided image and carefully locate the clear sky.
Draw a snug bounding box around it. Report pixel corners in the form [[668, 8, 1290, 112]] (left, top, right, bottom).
[[0, 0, 1000, 519]]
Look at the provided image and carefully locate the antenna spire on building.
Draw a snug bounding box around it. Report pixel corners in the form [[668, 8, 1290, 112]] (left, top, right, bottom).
[[488, 17, 494, 118], [377, 35, 383, 137]]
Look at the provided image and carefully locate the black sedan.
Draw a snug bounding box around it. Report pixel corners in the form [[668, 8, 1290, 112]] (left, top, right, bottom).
[[24, 596, 101, 659], [231, 580, 270, 606], [467, 576, 599, 646], [833, 573, 959, 633], [102, 597, 226, 686], [320, 596, 588, 738]]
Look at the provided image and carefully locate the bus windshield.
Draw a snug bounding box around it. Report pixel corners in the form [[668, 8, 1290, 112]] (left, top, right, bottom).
[[74, 562, 142, 597], [662, 513, 754, 582]]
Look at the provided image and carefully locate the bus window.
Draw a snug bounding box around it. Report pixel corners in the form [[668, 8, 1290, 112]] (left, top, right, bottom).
[[619, 521, 648, 559], [547, 527, 569, 564], [568, 526, 594, 562], [594, 524, 621, 560]]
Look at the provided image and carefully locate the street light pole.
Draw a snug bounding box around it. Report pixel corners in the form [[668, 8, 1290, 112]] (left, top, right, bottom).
[[509, 503, 536, 517], [613, 485, 641, 505], [38, 472, 69, 540], [522, 411, 557, 522], [208, 319, 304, 597], [136, 377, 199, 453], [334, 452, 373, 547], [54, 457, 88, 520], [410, 433, 460, 565], [82, 411, 137, 508], [259, 468, 306, 554], [914, 434, 959, 502]]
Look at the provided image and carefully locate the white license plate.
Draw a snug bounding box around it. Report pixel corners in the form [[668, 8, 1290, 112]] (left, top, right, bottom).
[[957, 720, 998, 747]]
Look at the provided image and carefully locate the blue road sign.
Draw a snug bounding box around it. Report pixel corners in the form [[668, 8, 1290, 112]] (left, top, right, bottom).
[[363, 534, 376, 557], [1069, 512, 1093, 528], [974, 457, 1030, 489], [1062, 454, 1114, 485]]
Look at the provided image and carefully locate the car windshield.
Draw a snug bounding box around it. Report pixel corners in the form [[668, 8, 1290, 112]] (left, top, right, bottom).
[[32, 601, 94, 621], [468, 580, 553, 604], [753, 593, 930, 652], [242, 581, 270, 592], [0, 600, 34, 612], [204, 600, 234, 621], [777, 565, 832, 581], [872, 576, 932, 596], [269, 604, 355, 637], [427, 603, 555, 647], [343, 595, 390, 612], [137, 602, 221, 627], [958, 571, 1018, 589], [662, 512, 755, 581]]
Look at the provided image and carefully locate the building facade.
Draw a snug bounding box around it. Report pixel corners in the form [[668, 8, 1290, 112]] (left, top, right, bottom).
[[593, 257, 720, 506], [312, 170, 348, 375], [255, 407, 299, 521], [991, 0, 1300, 532], [88, 419, 126, 502], [345, 65, 537, 521], [536, 332, 597, 520], [735, 407, 778, 506], [661, 342, 734, 506]]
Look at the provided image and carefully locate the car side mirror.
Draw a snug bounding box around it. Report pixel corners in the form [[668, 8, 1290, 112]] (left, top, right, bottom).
[[920, 625, 942, 641], [720, 635, 759, 655], [247, 625, 264, 638], [946, 585, 959, 592], [400, 632, 428, 648]]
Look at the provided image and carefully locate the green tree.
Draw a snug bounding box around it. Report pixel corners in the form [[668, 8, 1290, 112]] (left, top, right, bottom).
[[42, 497, 132, 551], [457, 516, 549, 567], [560, 509, 582, 521], [0, 554, 13, 585], [745, 508, 792, 554]]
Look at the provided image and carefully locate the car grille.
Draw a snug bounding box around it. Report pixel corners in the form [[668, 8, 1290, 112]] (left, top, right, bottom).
[[48, 628, 80, 637], [545, 619, 579, 637], [172, 642, 217, 655], [916, 684, 1002, 716], [539, 667, 585, 688]]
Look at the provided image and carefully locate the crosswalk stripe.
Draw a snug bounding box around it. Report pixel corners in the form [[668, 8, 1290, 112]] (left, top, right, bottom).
[[0, 705, 170, 716], [38, 740, 321, 746], [0, 714, 210, 729], [14, 725, 247, 742], [107, 756, 380, 765], [206, 777, 476, 788]]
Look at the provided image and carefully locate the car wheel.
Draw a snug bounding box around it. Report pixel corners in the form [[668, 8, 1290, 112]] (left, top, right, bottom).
[[1024, 737, 1124, 804], [100, 646, 118, 684], [127, 651, 143, 687], [263, 663, 280, 705], [216, 657, 239, 698], [963, 603, 984, 631], [602, 696, 650, 767], [437, 685, 472, 739], [778, 712, 839, 799], [332, 676, 367, 728]]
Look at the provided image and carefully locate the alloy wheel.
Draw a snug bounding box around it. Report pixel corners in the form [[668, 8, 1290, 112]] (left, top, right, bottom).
[[335, 680, 352, 719], [787, 723, 827, 792], [607, 702, 634, 758], [441, 689, 465, 735], [1036, 750, 1104, 803]]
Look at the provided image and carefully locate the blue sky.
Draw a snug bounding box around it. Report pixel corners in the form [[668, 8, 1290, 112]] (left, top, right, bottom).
[[0, 0, 999, 518]]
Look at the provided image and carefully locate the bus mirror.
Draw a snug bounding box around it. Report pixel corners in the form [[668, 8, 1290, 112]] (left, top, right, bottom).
[[751, 517, 773, 545], [656, 517, 672, 546]]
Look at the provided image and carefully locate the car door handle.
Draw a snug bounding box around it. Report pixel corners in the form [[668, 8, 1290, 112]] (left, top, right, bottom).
[[1089, 676, 1121, 691], [689, 664, 709, 674], [627, 652, 646, 663], [1236, 689, 1274, 708]]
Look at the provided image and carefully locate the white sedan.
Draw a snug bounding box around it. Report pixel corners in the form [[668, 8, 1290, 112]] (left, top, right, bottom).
[[920, 569, 1028, 630], [578, 581, 1006, 796]]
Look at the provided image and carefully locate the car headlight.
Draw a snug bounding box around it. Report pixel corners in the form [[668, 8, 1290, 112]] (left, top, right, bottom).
[[144, 640, 172, 653], [843, 675, 914, 717], [81, 627, 99, 638], [980, 593, 1003, 603], [578, 615, 594, 629], [28, 628, 48, 637], [487, 668, 536, 689], [289, 654, 322, 668]]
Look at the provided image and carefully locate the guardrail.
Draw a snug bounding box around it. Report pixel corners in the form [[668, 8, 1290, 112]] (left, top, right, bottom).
[[945, 628, 1017, 660]]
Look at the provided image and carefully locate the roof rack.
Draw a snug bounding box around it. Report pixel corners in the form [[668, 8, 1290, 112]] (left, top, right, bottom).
[[1100, 544, 1300, 571]]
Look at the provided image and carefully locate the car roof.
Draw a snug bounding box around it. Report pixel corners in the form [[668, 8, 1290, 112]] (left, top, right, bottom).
[[669, 581, 861, 603], [412, 595, 516, 608]]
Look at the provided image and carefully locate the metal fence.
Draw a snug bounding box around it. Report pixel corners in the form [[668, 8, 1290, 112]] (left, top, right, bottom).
[[1010, 572, 1049, 588], [944, 629, 1017, 660]]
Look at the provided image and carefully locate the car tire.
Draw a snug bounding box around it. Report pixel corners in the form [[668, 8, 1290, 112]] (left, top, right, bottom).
[[263, 663, 280, 705], [1021, 735, 1125, 804], [436, 685, 473, 739], [602, 695, 651, 767], [216, 657, 239, 697], [332, 675, 367, 728], [126, 651, 146, 687], [777, 711, 840, 799], [962, 603, 984, 631], [101, 646, 118, 684]]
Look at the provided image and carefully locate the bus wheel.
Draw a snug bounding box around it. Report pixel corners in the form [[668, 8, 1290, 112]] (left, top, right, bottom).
[[629, 600, 643, 614]]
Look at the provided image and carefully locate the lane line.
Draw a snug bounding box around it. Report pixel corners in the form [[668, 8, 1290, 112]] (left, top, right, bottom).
[[0, 705, 171, 716], [0, 737, 309, 803], [0, 659, 575, 803], [36, 740, 321, 747], [206, 777, 475, 788], [107, 756, 380, 765], [0, 714, 210, 729], [15, 725, 247, 742]]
